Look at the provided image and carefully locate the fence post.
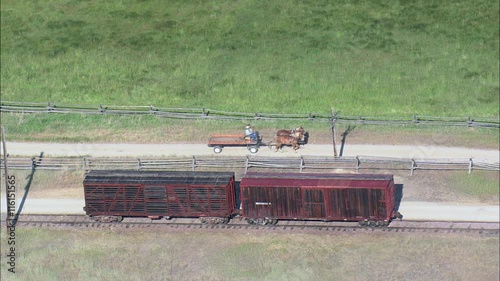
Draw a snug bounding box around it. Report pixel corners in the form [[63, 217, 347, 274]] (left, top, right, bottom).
[[192, 156, 196, 171], [137, 158, 141, 170], [413, 114, 419, 125], [149, 105, 156, 114], [410, 159, 416, 176], [331, 107, 338, 158], [245, 156, 250, 173], [46, 102, 54, 112], [468, 158, 473, 174], [86, 158, 92, 171], [467, 116, 474, 127], [300, 156, 304, 172]]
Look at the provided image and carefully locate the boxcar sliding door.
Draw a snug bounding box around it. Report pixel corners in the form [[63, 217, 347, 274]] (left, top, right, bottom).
[[303, 189, 326, 218]]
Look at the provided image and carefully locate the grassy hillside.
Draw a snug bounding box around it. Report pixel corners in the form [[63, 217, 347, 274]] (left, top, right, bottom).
[[1, 0, 498, 117]]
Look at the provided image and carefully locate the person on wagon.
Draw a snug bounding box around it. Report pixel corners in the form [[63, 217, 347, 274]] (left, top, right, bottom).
[[245, 124, 258, 141]]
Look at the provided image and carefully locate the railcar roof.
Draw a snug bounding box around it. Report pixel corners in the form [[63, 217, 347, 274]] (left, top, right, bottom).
[[84, 170, 234, 186], [242, 172, 393, 180], [241, 172, 393, 189]]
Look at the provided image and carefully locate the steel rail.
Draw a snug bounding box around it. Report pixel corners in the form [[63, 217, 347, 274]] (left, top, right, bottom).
[[3, 215, 498, 236]]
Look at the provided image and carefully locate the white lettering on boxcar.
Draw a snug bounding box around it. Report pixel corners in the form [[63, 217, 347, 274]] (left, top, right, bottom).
[[255, 202, 271, 206]]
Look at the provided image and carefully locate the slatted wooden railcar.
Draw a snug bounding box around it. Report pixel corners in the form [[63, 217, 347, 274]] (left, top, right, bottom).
[[239, 172, 401, 226], [83, 170, 236, 223]]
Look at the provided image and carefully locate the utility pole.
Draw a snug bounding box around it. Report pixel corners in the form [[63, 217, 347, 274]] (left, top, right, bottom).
[[2, 126, 10, 227], [331, 107, 338, 158]]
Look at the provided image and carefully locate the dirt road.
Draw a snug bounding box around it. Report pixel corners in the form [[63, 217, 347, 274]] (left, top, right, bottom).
[[1, 197, 498, 222], [4, 142, 499, 161]]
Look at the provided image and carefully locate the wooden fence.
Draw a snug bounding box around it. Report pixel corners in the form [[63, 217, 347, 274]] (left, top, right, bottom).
[[1, 101, 498, 128], [1, 155, 498, 175]]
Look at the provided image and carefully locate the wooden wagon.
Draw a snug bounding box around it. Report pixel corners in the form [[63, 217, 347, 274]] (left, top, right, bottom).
[[208, 133, 262, 154]]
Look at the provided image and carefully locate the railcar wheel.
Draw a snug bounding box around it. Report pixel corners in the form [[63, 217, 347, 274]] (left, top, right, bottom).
[[249, 146, 259, 154], [247, 218, 266, 225], [257, 219, 268, 225], [96, 216, 123, 223], [213, 146, 223, 154]]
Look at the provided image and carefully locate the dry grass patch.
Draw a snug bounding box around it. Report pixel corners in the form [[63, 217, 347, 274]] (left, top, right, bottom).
[[0, 228, 498, 281], [0, 170, 84, 199], [395, 170, 499, 204], [2, 169, 498, 204]]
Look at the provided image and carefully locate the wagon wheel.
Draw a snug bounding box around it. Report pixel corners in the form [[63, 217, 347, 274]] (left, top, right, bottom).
[[248, 146, 259, 154], [213, 146, 223, 154]]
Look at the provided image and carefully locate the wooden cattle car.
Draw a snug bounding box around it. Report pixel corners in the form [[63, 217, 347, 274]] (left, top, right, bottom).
[[239, 172, 400, 226], [207, 133, 262, 154], [83, 170, 236, 223]]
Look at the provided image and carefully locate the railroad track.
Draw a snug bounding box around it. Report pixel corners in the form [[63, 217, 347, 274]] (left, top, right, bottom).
[[3, 214, 499, 236]]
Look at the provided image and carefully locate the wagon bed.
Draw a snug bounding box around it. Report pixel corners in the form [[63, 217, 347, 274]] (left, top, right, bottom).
[[208, 134, 262, 154]]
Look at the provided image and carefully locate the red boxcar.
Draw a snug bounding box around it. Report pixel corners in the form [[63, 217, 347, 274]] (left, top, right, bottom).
[[239, 172, 398, 226], [83, 170, 236, 223]]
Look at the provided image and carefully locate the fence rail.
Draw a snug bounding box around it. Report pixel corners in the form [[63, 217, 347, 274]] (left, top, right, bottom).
[[1, 101, 498, 128], [1, 155, 498, 175]]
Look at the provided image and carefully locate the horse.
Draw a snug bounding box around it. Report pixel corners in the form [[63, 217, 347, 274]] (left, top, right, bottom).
[[271, 135, 300, 152], [276, 127, 305, 142]]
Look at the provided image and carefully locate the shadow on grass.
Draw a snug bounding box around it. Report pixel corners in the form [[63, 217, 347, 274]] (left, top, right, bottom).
[[12, 152, 42, 225], [339, 125, 356, 157], [395, 183, 404, 212]]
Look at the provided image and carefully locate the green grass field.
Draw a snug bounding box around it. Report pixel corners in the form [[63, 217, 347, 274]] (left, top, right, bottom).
[[2, 112, 499, 149], [1, 0, 499, 117]]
